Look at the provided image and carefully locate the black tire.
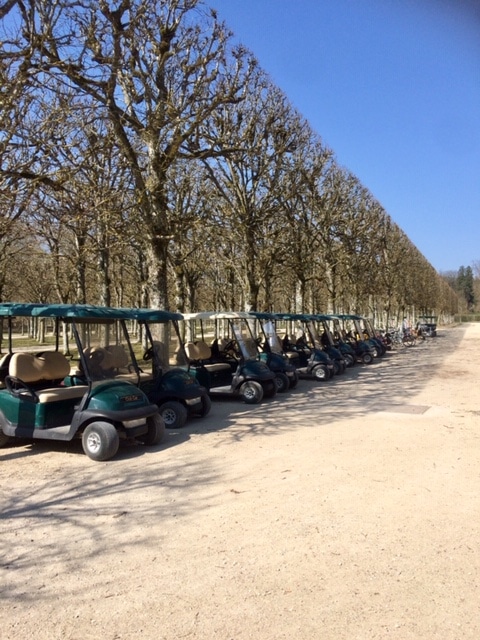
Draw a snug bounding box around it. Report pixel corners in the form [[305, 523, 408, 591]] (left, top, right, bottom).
[[262, 380, 278, 399], [159, 400, 188, 429], [333, 359, 346, 375], [289, 370, 299, 389], [240, 380, 264, 404], [274, 372, 290, 393], [198, 394, 212, 418], [313, 364, 328, 380], [362, 353, 373, 365], [140, 414, 165, 445], [344, 353, 355, 367], [82, 422, 119, 461]]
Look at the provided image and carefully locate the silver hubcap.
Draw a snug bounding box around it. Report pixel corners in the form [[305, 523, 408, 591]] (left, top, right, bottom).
[[86, 432, 101, 453], [162, 408, 177, 426]]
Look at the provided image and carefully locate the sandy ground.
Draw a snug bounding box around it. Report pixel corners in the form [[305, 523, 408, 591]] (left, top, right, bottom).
[[1, 323, 480, 640]]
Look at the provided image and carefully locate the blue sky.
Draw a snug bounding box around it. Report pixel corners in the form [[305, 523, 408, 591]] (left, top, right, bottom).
[[213, 0, 480, 273]]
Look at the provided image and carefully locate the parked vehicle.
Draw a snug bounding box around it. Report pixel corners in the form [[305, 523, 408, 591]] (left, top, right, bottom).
[[123, 308, 211, 429], [311, 314, 350, 371], [181, 312, 277, 404], [274, 313, 335, 381], [248, 311, 299, 391], [416, 315, 437, 337], [360, 317, 388, 356], [328, 315, 375, 365], [0, 303, 164, 461], [321, 315, 358, 367]]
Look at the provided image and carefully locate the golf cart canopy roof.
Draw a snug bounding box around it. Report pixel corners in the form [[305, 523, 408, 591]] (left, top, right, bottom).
[[247, 311, 276, 320], [334, 314, 363, 320], [310, 313, 333, 321], [0, 302, 132, 321], [273, 312, 313, 321], [182, 311, 253, 321], [119, 307, 182, 322]]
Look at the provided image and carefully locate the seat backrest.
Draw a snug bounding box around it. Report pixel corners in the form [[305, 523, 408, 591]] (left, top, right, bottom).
[[184, 342, 199, 361], [84, 346, 115, 370], [107, 344, 129, 369], [9, 353, 42, 383], [194, 341, 211, 360], [37, 351, 71, 380], [184, 341, 211, 361], [9, 351, 70, 383]]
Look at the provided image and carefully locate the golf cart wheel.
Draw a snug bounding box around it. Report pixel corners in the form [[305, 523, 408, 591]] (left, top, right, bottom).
[[263, 380, 278, 398], [160, 400, 188, 429], [82, 422, 119, 461], [344, 353, 355, 367], [240, 380, 264, 404], [198, 394, 212, 418], [362, 353, 373, 365], [140, 414, 166, 445], [274, 372, 290, 393], [313, 364, 329, 380], [289, 370, 299, 389]]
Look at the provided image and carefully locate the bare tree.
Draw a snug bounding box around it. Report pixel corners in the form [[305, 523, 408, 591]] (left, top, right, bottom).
[[201, 71, 308, 310]]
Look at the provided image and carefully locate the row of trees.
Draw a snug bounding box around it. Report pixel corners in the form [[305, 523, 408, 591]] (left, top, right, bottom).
[[1, 0, 459, 328]]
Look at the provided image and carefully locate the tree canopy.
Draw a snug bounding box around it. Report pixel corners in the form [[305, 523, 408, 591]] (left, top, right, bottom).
[[0, 0, 460, 325]]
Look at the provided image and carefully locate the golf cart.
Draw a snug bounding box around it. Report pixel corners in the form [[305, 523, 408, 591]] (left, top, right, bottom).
[[329, 314, 375, 365], [320, 315, 358, 367], [359, 316, 388, 356], [248, 311, 299, 392], [0, 303, 164, 461], [124, 307, 211, 428], [311, 314, 351, 371], [181, 312, 277, 404], [416, 315, 437, 337], [274, 313, 335, 381]]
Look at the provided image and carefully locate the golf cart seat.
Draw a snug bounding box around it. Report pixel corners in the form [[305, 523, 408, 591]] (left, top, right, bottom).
[[281, 335, 300, 361], [6, 352, 88, 403], [185, 341, 231, 373], [107, 344, 129, 370]]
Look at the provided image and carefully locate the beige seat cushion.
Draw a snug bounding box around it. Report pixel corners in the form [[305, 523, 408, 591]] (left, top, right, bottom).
[[9, 352, 70, 383], [185, 341, 212, 361]]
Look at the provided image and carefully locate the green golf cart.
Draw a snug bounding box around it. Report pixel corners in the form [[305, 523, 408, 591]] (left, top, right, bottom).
[[124, 307, 212, 428], [0, 303, 164, 461]]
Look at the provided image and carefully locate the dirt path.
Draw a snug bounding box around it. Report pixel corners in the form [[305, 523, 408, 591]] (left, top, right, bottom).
[[1, 324, 480, 640]]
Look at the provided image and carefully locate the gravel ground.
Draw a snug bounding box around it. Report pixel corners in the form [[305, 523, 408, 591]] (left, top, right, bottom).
[[1, 323, 480, 640]]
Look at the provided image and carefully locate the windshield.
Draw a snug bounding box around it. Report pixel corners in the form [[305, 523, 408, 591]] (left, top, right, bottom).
[[72, 319, 139, 382], [305, 321, 322, 350], [142, 319, 189, 372], [231, 320, 258, 360], [261, 320, 283, 354]]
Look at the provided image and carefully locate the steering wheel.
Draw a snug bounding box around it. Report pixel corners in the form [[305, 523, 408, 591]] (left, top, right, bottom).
[[143, 347, 154, 361], [223, 339, 239, 356], [5, 376, 38, 402]]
